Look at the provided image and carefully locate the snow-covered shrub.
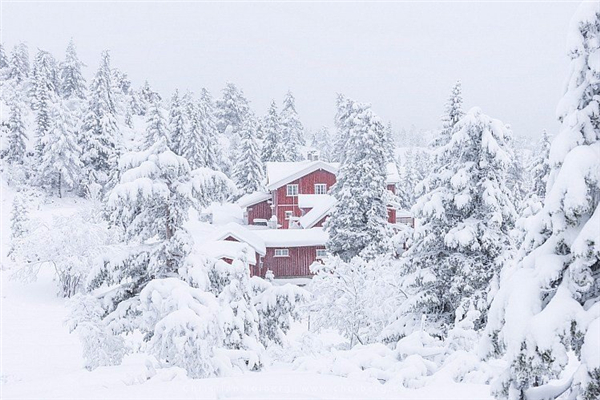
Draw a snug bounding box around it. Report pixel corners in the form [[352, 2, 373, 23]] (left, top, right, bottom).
[[66, 294, 125, 370], [309, 256, 402, 347], [253, 282, 310, 346], [12, 209, 111, 297]]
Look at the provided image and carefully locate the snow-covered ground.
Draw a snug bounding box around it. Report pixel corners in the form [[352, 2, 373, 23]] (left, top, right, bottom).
[[1, 269, 492, 399]]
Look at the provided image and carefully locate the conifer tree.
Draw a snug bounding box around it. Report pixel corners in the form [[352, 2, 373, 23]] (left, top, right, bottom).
[[9, 43, 29, 84], [261, 101, 286, 162], [530, 130, 551, 200], [326, 100, 392, 261], [31, 49, 57, 158], [0, 44, 9, 70], [144, 101, 169, 149], [80, 50, 120, 177], [399, 107, 516, 335], [39, 101, 82, 197], [484, 5, 600, 399], [384, 121, 396, 162], [60, 39, 86, 100], [5, 91, 28, 165], [8, 194, 29, 260], [332, 94, 353, 162], [233, 121, 265, 195], [167, 89, 187, 155], [280, 90, 304, 161], [215, 82, 251, 137], [432, 80, 464, 148], [197, 88, 222, 170], [311, 126, 334, 162]]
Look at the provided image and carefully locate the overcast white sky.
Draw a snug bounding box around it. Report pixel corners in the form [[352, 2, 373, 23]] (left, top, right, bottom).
[[2, 1, 582, 139]]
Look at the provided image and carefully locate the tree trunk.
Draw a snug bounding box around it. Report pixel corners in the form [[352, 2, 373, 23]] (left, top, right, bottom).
[[58, 172, 62, 198]]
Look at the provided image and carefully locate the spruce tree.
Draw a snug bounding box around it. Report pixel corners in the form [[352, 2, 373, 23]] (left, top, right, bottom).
[[484, 5, 600, 399], [233, 121, 265, 195], [39, 101, 82, 197], [261, 101, 286, 162], [9, 43, 29, 84], [5, 91, 28, 165], [530, 130, 551, 200], [167, 89, 187, 155], [384, 121, 396, 162], [280, 90, 304, 161], [0, 44, 9, 70], [399, 107, 516, 335], [325, 100, 392, 261], [215, 82, 251, 137], [144, 101, 169, 149], [332, 94, 353, 163], [31, 50, 57, 159], [312, 126, 333, 162], [80, 50, 120, 177], [432, 80, 464, 148], [60, 39, 86, 100], [197, 88, 222, 170]]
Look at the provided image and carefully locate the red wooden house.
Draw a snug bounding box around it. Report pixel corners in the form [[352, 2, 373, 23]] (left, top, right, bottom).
[[227, 160, 411, 278]]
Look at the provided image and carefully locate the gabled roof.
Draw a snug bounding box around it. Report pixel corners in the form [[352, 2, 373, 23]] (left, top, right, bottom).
[[298, 195, 337, 229], [237, 191, 271, 208], [266, 161, 338, 190], [265, 161, 401, 190], [212, 223, 266, 255]]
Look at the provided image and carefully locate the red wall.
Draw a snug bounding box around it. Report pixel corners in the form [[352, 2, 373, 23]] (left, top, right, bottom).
[[259, 245, 326, 277], [388, 208, 396, 224], [247, 200, 272, 225], [273, 169, 337, 229]]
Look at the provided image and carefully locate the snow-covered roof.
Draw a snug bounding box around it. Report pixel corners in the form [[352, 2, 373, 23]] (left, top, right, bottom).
[[265, 161, 401, 190], [298, 196, 337, 229], [253, 228, 328, 248], [396, 209, 413, 218], [266, 161, 339, 190], [212, 223, 266, 255], [236, 191, 271, 208], [386, 162, 401, 184], [198, 240, 257, 265], [297, 194, 333, 209]]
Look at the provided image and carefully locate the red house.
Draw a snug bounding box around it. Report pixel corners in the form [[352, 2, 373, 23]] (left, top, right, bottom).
[[227, 160, 410, 279]]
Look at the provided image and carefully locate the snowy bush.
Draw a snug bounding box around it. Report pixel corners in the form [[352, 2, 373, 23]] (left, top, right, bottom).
[[11, 209, 111, 297], [253, 282, 310, 346]]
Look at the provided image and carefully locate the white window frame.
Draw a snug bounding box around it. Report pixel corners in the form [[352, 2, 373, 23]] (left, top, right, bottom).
[[286, 184, 299, 197], [274, 248, 289, 257], [316, 249, 328, 259], [314, 183, 327, 195], [285, 211, 293, 220]]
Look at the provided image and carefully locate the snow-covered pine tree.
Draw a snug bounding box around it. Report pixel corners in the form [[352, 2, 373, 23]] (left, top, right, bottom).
[[326, 101, 393, 261], [144, 101, 169, 149], [215, 82, 252, 136], [311, 126, 334, 162], [39, 101, 82, 197], [530, 129, 552, 200], [280, 90, 304, 161], [4, 91, 28, 165], [139, 80, 160, 109], [93, 138, 235, 303], [60, 39, 86, 100], [332, 93, 353, 163], [233, 120, 265, 195], [431, 80, 464, 148], [0, 44, 10, 72], [384, 121, 396, 162], [8, 194, 29, 261], [30, 49, 57, 158], [398, 107, 516, 336], [484, 5, 600, 399], [261, 100, 287, 162], [80, 50, 120, 178], [8, 43, 29, 84], [197, 88, 222, 170], [167, 89, 187, 155]]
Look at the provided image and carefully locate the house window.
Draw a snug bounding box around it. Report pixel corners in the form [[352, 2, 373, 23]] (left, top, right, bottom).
[[285, 211, 293, 220], [286, 184, 298, 196], [316, 249, 328, 259], [274, 249, 289, 257], [314, 183, 327, 195]]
